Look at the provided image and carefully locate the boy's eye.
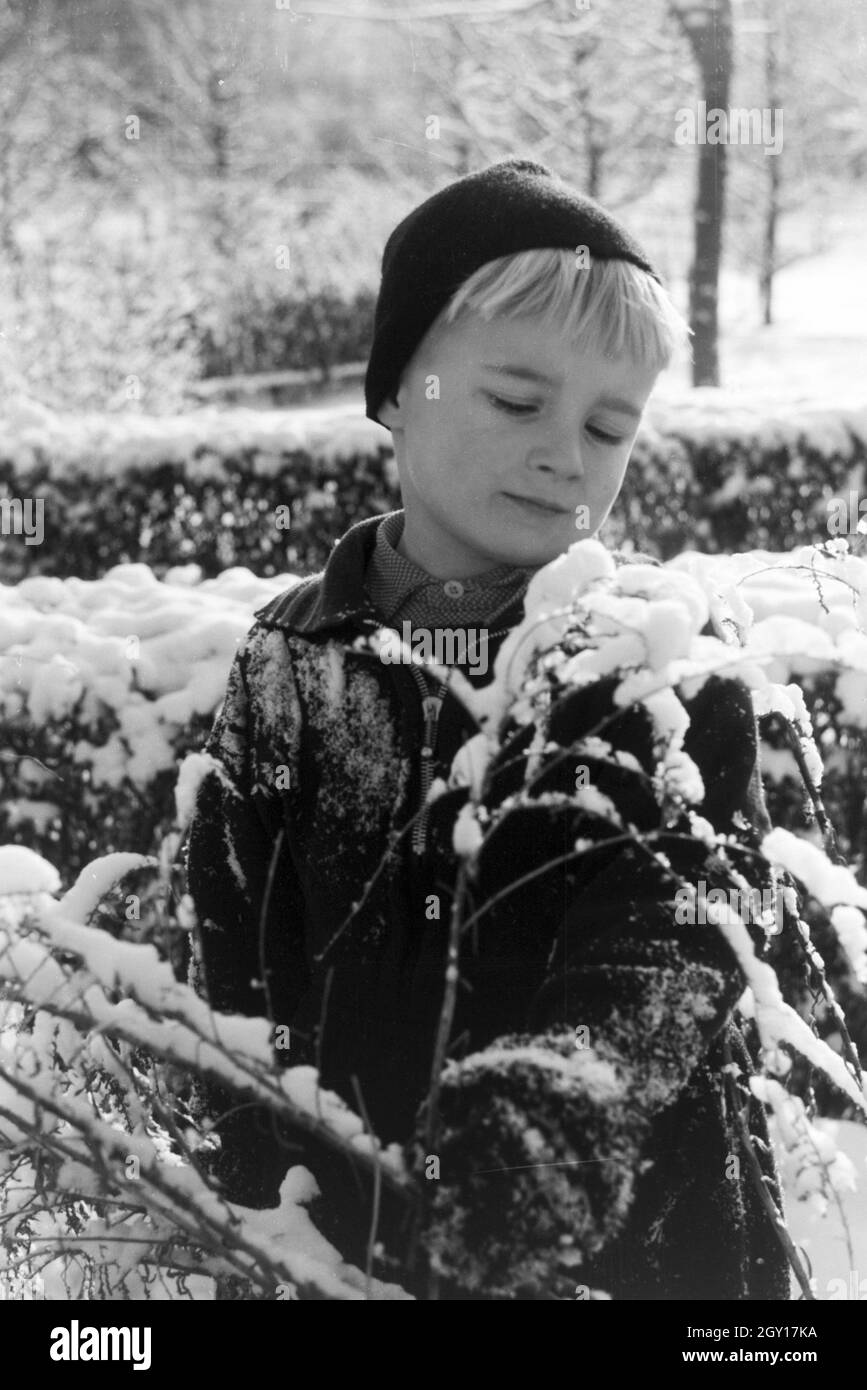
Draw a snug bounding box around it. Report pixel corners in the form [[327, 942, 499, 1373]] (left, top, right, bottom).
[[486, 392, 628, 441], [587, 425, 626, 445], [486, 393, 538, 416]]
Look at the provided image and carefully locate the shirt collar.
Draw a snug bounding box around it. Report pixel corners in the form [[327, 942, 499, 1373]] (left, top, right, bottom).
[[367, 510, 536, 623], [254, 510, 537, 636]]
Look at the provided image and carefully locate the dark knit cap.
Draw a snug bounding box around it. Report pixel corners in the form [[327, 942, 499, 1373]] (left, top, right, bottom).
[[364, 157, 660, 425]]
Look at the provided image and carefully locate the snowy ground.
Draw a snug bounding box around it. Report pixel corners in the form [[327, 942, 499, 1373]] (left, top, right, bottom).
[[661, 204, 867, 408]]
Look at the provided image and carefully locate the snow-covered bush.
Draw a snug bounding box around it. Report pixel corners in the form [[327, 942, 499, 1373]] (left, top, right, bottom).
[[376, 535, 867, 1296], [670, 543, 867, 1100], [0, 835, 415, 1301]]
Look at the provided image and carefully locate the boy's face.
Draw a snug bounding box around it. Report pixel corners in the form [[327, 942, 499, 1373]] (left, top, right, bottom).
[[378, 310, 660, 577]]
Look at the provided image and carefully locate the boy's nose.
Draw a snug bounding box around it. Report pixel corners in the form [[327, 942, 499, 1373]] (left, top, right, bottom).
[[528, 430, 585, 480]]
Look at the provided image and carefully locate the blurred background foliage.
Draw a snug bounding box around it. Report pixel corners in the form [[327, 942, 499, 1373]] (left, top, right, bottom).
[[0, 0, 865, 412]]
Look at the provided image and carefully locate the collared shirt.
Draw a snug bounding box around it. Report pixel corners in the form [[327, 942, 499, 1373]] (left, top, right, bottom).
[[364, 509, 536, 630]]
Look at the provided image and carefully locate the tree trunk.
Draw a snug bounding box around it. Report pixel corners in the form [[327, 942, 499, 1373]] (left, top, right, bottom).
[[585, 110, 603, 200], [759, 2, 782, 326], [673, 0, 733, 387]]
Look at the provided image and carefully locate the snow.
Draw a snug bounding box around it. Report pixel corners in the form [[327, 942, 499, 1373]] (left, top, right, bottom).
[[238, 1166, 412, 1301], [174, 752, 224, 833], [0, 561, 296, 798], [572, 783, 622, 826], [0, 845, 61, 897], [425, 775, 449, 805], [762, 828, 867, 914], [782, 1119, 867, 1299], [754, 1077, 857, 1223], [706, 895, 867, 1114], [466, 539, 721, 736], [3, 800, 60, 834], [278, 1067, 404, 1175], [759, 825, 867, 981], [446, 1042, 627, 1106], [830, 906, 867, 985], [457, 537, 862, 805], [751, 680, 812, 726], [448, 731, 495, 801], [687, 812, 717, 848], [55, 852, 157, 925], [655, 747, 705, 806], [0, 402, 390, 481], [523, 539, 617, 613], [452, 801, 485, 861]]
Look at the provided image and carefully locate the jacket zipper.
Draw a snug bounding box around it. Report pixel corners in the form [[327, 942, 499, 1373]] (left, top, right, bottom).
[[406, 623, 513, 855], [408, 664, 448, 854]]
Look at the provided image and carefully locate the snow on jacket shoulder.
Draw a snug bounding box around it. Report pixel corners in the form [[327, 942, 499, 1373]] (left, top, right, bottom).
[[184, 513, 790, 1300]]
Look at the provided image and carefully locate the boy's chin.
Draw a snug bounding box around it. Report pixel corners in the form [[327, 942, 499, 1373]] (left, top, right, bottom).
[[481, 541, 575, 571], [493, 529, 584, 569]]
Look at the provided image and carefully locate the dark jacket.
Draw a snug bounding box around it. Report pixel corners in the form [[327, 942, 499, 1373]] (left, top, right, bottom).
[[185, 512, 791, 1300]]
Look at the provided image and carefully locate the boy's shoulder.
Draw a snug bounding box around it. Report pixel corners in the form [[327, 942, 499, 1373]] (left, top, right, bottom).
[[251, 513, 386, 638], [252, 573, 326, 634]]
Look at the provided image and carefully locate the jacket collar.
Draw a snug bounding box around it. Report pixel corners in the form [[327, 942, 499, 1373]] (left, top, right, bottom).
[[253, 511, 394, 636]]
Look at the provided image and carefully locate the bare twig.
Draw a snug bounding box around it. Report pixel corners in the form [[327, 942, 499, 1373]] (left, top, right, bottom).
[[722, 1036, 815, 1300], [423, 863, 468, 1159]]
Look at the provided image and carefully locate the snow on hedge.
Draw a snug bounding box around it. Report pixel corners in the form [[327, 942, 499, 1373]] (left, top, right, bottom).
[[0, 399, 392, 480], [0, 562, 298, 797], [648, 390, 867, 457]]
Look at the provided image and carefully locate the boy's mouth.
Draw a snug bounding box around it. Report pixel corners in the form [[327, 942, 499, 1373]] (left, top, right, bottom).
[[502, 492, 573, 517]]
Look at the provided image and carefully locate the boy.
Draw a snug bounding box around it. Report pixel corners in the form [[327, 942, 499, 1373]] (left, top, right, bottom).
[[185, 158, 790, 1300]]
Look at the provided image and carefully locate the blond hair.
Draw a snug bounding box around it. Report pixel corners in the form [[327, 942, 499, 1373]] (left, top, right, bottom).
[[440, 247, 690, 372]]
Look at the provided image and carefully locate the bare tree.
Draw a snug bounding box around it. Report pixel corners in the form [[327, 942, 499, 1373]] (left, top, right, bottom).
[[302, 0, 684, 212], [739, 0, 867, 326], [671, 0, 733, 387], [0, 2, 121, 301], [757, 0, 781, 325]]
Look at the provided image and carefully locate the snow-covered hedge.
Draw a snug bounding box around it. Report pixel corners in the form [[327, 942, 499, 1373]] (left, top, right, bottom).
[[0, 562, 295, 886], [1, 394, 865, 583], [0, 399, 395, 585], [644, 394, 867, 557]]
